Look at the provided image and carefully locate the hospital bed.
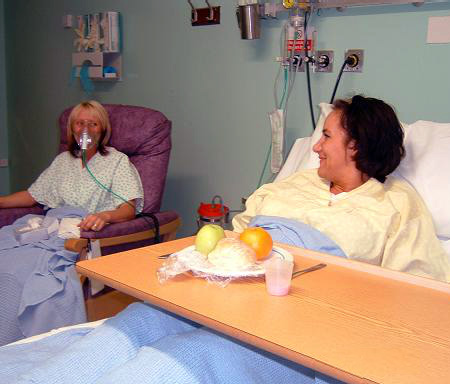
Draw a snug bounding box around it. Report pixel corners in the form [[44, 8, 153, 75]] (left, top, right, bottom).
[[3, 103, 450, 371], [276, 103, 450, 259]]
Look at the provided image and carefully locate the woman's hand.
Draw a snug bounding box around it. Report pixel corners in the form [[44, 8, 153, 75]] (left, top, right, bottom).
[[78, 212, 110, 232], [78, 201, 136, 232]]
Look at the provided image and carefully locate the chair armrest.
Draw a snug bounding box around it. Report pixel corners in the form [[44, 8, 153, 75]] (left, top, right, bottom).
[[0, 206, 45, 229], [65, 238, 89, 253], [81, 211, 179, 238], [66, 211, 180, 250]]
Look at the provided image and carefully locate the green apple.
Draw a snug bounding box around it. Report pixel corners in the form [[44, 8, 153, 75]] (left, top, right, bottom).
[[195, 224, 225, 255]]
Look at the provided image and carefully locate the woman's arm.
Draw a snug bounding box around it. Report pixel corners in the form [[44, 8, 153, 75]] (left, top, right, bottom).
[[0, 191, 37, 209], [78, 200, 136, 231]]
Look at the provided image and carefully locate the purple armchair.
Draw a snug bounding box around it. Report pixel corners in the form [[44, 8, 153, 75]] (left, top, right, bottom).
[[1, 104, 180, 250], [0, 104, 181, 320], [1, 206, 47, 227], [60, 104, 181, 256]]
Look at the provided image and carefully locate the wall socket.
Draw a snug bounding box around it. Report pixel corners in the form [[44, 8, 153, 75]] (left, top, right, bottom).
[[0, 158, 8, 167], [344, 49, 364, 72]]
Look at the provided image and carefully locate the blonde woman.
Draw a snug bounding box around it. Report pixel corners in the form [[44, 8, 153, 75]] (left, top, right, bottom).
[[0, 100, 144, 231], [0, 101, 144, 346]]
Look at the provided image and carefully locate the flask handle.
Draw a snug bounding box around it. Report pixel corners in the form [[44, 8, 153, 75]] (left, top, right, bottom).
[[211, 195, 225, 216]]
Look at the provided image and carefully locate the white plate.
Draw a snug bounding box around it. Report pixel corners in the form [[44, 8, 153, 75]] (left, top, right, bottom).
[[175, 245, 293, 278]]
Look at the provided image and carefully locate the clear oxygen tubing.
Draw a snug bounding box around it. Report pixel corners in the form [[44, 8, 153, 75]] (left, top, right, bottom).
[[275, 13, 302, 178], [273, 21, 290, 111], [257, 21, 290, 190], [273, 23, 286, 111], [283, 12, 303, 155], [257, 14, 304, 189]]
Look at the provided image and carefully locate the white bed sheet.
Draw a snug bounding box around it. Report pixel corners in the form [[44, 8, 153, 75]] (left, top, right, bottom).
[[7, 319, 106, 346]]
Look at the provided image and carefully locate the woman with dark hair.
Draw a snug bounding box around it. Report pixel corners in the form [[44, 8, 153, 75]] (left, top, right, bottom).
[[332, 95, 405, 183], [234, 95, 449, 282]]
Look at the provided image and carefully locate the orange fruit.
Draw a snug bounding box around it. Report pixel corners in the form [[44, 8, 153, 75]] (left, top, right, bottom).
[[239, 227, 273, 261]]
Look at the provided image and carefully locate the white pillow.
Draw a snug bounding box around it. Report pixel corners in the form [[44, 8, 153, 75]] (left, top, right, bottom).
[[393, 120, 450, 239], [279, 105, 450, 241], [296, 102, 332, 170], [441, 238, 450, 259], [274, 103, 330, 182], [274, 137, 311, 181]]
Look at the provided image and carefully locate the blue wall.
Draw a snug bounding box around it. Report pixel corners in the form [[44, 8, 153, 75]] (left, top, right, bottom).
[[4, 1, 450, 236]]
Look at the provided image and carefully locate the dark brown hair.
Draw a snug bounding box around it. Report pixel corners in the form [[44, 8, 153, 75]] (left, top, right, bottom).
[[333, 95, 405, 183]]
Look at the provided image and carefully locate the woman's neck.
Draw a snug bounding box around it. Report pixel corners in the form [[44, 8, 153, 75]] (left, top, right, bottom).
[[81, 147, 98, 166], [330, 173, 370, 194]]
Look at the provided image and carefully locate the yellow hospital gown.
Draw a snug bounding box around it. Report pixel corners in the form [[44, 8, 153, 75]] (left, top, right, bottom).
[[233, 169, 450, 282], [28, 147, 144, 214]]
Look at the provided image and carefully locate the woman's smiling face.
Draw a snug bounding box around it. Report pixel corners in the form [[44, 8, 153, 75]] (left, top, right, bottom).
[[312, 110, 356, 184]]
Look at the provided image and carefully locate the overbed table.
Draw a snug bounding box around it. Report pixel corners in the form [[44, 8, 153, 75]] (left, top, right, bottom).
[[76, 233, 450, 384]]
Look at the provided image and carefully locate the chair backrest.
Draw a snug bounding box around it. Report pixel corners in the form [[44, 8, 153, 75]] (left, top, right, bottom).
[[59, 104, 172, 213]]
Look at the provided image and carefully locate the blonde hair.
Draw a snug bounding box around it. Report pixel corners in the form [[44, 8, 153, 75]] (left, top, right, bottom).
[[67, 100, 111, 156]]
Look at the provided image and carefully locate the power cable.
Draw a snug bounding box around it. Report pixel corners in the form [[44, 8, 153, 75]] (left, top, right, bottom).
[[330, 59, 349, 104], [330, 54, 358, 103], [304, 11, 316, 131]]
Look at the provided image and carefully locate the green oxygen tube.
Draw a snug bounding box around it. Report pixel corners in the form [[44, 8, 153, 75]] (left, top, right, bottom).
[[79, 129, 161, 242], [79, 127, 129, 204]]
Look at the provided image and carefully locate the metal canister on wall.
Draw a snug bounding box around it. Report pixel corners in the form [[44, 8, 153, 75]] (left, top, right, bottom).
[[236, 3, 261, 40]]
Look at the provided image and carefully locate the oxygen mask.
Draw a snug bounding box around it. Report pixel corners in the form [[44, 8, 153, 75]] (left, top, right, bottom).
[[78, 127, 93, 151]]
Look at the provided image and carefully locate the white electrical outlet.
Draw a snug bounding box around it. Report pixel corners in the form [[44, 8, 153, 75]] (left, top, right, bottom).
[[0, 159, 9, 167]]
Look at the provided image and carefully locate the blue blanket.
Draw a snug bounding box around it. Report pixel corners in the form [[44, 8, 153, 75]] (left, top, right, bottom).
[[0, 303, 199, 384], [249, 215, 346, 258], [0, 207, 87, 346], [0, 218, 347, 384], [0, 303, 344, 384]]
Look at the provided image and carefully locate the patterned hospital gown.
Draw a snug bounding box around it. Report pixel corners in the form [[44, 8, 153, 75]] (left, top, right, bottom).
[[28, 147, 144, 214]]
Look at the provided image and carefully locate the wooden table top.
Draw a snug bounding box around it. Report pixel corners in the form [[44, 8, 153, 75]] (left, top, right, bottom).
[[76, 234, 450, 384]]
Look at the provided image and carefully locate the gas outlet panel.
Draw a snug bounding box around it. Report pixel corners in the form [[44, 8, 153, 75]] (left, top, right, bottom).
[[344, 49, 364, 72], [291, 54, 306, 72], [315, 50, 334, 73]]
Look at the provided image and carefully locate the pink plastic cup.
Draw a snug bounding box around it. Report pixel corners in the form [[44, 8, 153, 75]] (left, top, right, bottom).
[[264, 258, 294, 296]]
